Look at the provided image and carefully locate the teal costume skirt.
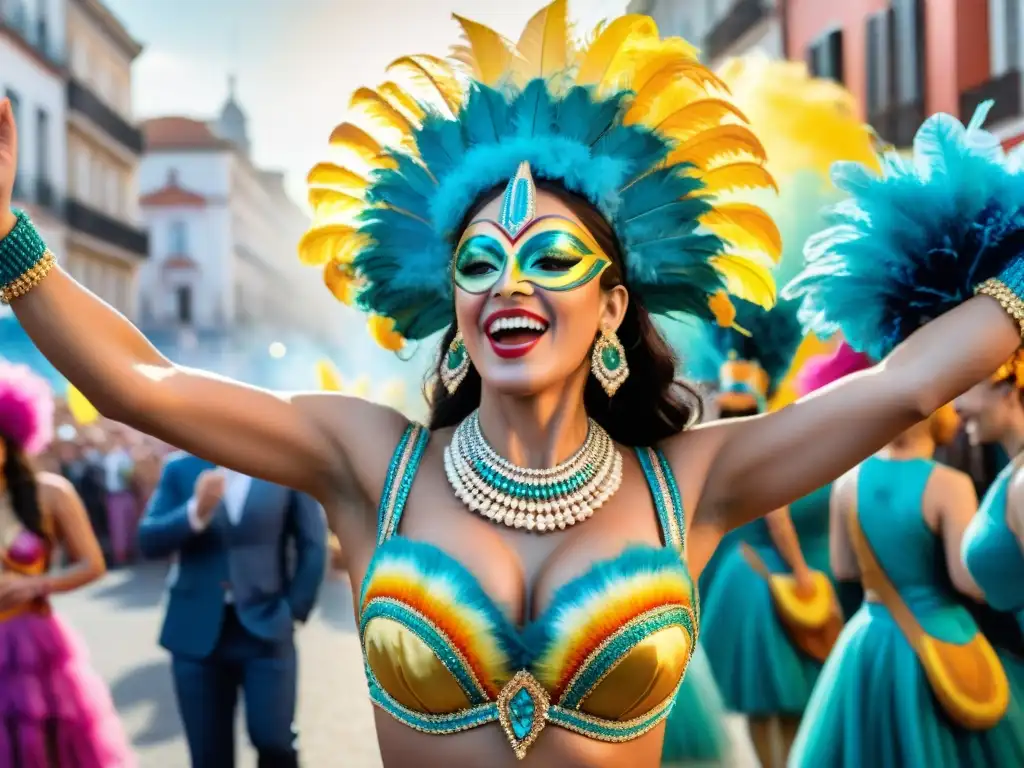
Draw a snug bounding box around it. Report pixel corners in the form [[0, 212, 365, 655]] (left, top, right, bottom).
[[661, 644, 728, 766], [701, 545, 823, 714], [790, 603, 1024, 767]]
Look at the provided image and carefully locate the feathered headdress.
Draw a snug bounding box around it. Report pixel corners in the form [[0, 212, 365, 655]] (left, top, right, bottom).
[[795, 342, 874, 397], [0, 361, 54, 455], [299, 1, 780, 348], [678, 297, 802, 413], [784, 101, 1024, 360], [993, 348, 1024, 389]]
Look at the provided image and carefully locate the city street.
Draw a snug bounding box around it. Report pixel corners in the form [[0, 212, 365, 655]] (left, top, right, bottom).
[[55, 563, 757, 768]]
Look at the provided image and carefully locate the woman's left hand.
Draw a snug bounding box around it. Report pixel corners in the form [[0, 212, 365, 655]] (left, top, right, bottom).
[[0, 573, 45, 611]]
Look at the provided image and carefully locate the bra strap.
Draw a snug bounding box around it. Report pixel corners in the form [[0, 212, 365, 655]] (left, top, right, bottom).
[[635, 447, 686, 553], [376, 424, 430, 545]]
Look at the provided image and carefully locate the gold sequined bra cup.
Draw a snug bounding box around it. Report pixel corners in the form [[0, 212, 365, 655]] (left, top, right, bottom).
[[358, 426, 699, 759]]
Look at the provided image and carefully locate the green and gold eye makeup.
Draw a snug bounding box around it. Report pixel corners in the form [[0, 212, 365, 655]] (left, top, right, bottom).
[[453, 215, 612, 294]]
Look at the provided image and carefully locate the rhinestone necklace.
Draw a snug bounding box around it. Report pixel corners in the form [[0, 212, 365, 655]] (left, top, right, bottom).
[[444, 411, 623, 532]]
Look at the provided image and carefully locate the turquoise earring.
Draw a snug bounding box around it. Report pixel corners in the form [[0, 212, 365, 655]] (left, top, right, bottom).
[[441, 330, 471, 394], [592, 326, 628, 396]]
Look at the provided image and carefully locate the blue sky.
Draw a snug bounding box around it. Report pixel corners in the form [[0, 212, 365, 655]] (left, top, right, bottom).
[[107, 0, 629, 205]]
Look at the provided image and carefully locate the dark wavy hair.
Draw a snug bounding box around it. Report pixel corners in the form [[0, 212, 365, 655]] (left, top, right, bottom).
[[0, 431, 45, 538], [426, 181, 703, 446]]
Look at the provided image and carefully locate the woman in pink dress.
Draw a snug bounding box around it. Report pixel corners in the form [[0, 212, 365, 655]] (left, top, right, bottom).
[[0, 362, 133, 767]]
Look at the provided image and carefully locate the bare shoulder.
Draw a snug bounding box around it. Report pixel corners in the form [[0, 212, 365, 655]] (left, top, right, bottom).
[[1006, 461, 1024, 502], [35, 471, 76, 498], [930, 463, 976, 499]]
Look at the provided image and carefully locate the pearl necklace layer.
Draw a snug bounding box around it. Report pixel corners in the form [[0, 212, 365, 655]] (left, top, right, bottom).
[[444, 411, 623, 532]]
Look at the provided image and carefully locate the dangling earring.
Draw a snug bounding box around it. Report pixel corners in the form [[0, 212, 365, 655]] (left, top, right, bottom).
[[592, 326, 628, 397], [441, 329, 471, 394]]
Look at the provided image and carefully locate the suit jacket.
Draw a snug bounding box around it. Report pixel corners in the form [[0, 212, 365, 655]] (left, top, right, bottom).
[[138, 452, 328, 659]]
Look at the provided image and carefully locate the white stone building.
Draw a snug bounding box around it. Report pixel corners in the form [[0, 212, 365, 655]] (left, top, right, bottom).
[[0, 0, 67, 256], [137, 80, 338, 349]]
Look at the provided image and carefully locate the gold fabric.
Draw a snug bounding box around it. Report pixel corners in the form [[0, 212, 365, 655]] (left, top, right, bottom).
[[578, 626, 691, 721], [364, 617, 473, 714]]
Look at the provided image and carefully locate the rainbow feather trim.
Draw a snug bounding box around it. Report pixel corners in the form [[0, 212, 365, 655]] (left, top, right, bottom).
[[784, 101, 1024, 360], [528, 546, 695, 701], [300, 1, 780, 347], [360, 538, 516, 697]]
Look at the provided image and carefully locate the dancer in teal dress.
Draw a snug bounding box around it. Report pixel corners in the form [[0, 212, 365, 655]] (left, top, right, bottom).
[[790, 361, 1024, 766], [660, 645, 729, 767], [959, 351, 1024, 611]]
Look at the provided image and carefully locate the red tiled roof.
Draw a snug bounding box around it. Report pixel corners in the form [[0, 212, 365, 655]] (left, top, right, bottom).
[[140, 183, 206, 207], [142, 117, 233, 150]]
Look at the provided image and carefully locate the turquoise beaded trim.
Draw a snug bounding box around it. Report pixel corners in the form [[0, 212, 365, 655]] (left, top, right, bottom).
[[0, 210, 47, 281], [377, 424, 429, 545], [361, 596, 490, 705], [367, 673, 500, 735], [558, 604, 693, 710], [546, 677, 683, 742], [635, 447, 685, 551], [471, 458, 595, 500]]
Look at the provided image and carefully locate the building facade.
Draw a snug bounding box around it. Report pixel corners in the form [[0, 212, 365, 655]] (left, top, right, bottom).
[[963, 0, 1024, 147], [628, 0, 785, 66], [0, 0, 67, 258], [137, 82, 336, 350], [786, 0, 990, 147], [64, 0, 147, 318]]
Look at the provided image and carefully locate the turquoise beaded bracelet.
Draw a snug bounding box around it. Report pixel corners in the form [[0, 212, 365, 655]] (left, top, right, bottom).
[[0, 209, 54, 304]]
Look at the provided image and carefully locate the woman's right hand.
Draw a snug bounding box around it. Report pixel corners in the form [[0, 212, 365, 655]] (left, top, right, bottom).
[[0, 98, 19, 236]]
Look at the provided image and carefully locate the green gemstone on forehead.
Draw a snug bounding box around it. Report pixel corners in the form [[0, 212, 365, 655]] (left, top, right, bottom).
[[601, 345, 621, 371]]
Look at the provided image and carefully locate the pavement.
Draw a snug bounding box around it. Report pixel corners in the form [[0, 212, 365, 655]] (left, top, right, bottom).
[[54, 563, 758, 768]]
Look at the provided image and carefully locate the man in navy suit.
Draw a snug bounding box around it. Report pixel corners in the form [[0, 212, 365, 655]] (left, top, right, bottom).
[[139, 452, 327, 768]]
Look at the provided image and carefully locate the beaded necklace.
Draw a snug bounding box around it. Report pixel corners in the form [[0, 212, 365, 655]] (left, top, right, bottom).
[[444, 411, 622, 532]]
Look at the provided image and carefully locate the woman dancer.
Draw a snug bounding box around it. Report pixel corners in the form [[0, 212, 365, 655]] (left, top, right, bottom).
[[1, 3, 1022, 765], [688, 298, 838, 768], [789, 344, 1024, 766], [0, 363, 132, 767], [959, 351, 1024, 611]]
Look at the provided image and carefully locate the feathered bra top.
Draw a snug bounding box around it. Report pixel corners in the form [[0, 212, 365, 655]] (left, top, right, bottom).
[[298, 0, 781, 349]]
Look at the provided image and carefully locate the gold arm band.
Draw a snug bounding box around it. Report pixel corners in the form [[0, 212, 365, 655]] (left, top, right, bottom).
[[0, 250, 56, 304], [976, 277, 1024, 339]]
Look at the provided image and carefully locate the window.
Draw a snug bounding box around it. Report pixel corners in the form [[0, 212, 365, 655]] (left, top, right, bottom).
[[865, 11, 894, 115], [74, 146, 90, 199], [35, 1, 49, 55], [892, 0, 925, 104], [175, 285, 193, 325], [104, 166, 118, 215], [1009, 0, 1022, 74], [169, 221, 189, 254], [808, 29, 844, 83]]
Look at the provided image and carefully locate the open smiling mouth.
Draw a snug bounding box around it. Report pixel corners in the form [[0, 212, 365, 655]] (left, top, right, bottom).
[[484, 310, 550, 359]]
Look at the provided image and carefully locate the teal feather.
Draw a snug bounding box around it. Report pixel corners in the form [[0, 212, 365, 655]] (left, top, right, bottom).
[[591, 125, 668, 176], [618, 166, 705, 222], [511, 80, 557, 137], [555, 86, 625, 145], [415, 113, 466, 178], [784, 102, 1024, 360], [366, 166, 432, 221], [622, 199, 710, 244], [461, 84, 511, 146]]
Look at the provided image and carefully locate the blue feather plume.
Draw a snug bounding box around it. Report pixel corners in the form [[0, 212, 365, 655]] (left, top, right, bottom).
[[783, 101, 1024, 360]]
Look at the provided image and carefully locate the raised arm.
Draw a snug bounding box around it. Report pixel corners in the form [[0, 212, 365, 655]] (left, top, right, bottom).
[[0, 99, 405, 504], [686, 297, 1019, 530]]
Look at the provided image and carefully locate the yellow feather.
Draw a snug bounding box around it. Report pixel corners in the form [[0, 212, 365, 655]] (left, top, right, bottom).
[[616, 38, 700, 95], [514, 0, 569, 79], [323, 261, 360, 304], [350, 87, 414, 140], [377, 81, 426, 124], [666, 124, 767, 169], [328, 122, 384, 164], [655, 98, 748, 141], [298, 223, 369, 266], [388, 55, 464, 116], [368, 315, 405, 351], [306, 162, 369, 193], [699, 162, 778, 195], [710, 254, 777, 309], [310, 189, 364, 222], [624, 61, 728, 125], [452, 14, 514, 86], [575, 15, 658, 88], [316, 359, 344, 392], [700, 203, 782, 263]]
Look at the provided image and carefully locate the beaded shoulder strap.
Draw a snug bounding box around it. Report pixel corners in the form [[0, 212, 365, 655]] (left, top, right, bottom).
[[376, 424, 430, 546], [635, 446, 686, 553]]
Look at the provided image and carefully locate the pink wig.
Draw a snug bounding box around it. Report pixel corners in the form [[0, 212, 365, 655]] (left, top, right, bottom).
[[0, 362, 54, 455], [796, 342, 874, 397]]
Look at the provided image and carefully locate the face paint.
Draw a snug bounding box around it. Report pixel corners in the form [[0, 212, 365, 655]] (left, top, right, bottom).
[[453, 215, 611, 294]]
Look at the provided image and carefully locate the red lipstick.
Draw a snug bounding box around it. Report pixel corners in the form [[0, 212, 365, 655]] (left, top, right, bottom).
[[482, 309, 549, 359]]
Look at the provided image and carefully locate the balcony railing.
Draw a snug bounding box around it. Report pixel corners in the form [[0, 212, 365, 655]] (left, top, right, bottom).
[[869, 100, 925, 149], [705, 0, 770, 62], [66, 199, 149, 257], [960, 70, 1022, 125], [67, 79, 144, 155], [11, 174, 62, 215]]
